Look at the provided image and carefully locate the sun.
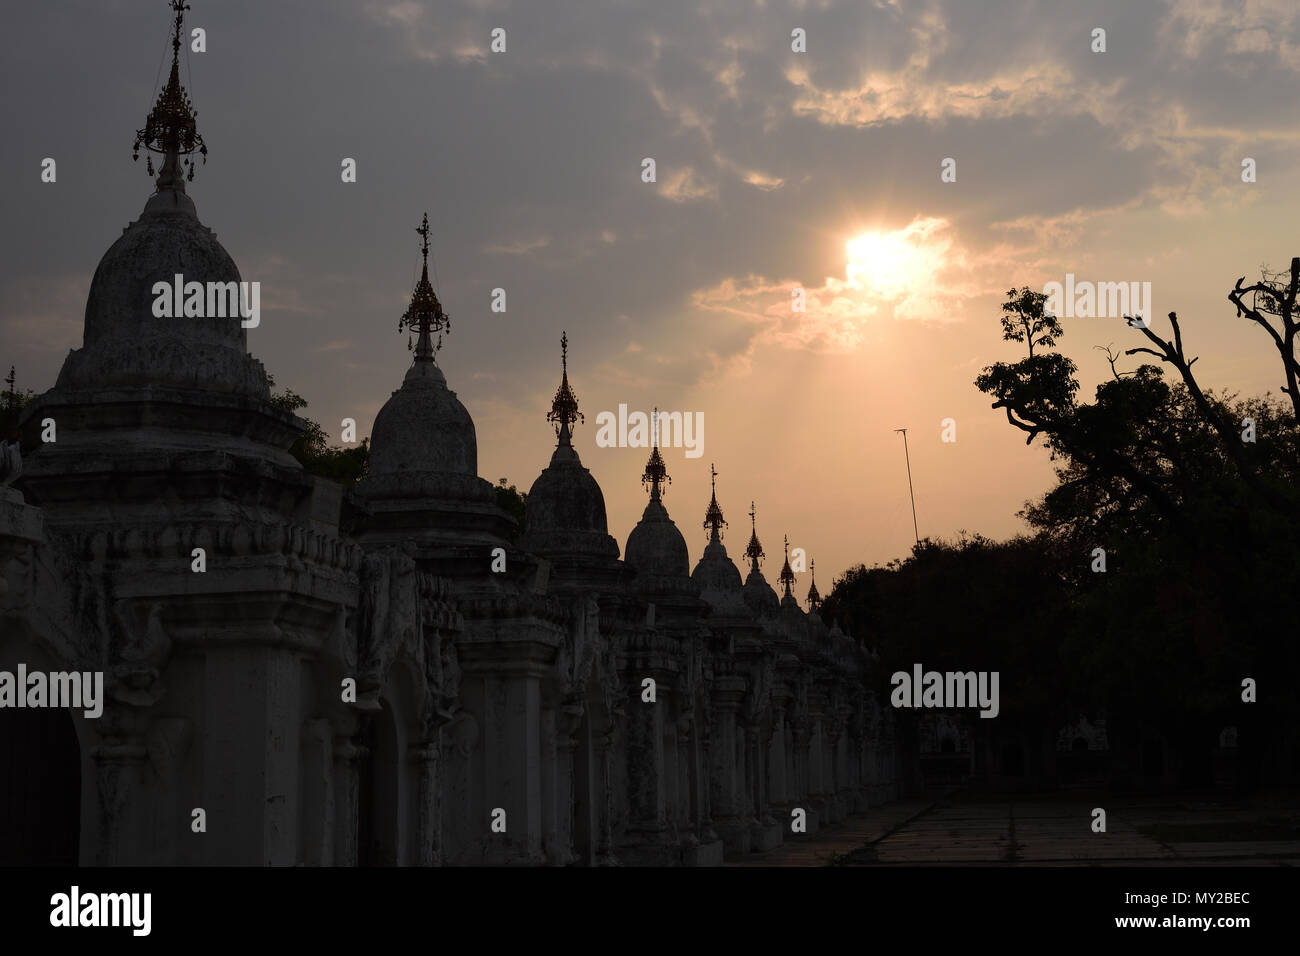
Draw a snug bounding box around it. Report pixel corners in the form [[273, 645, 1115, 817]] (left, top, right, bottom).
[[846, 231, 917, 297], [844, 223, 947, 300]]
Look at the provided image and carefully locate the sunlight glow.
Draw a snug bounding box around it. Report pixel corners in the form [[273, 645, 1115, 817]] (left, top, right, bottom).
[[845, 221, 948, 300]]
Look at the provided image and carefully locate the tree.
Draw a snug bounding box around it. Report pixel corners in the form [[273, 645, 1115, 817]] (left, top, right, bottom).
[[266, 374, 369, 486], [495, 478, 527, 539], [1228, 257, 1300, 424], [974, 277, 1300, 790], [822, 532, 1077, 783]]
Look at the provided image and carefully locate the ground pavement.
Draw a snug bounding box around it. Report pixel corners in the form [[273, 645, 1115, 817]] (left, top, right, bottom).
[[727, 791, 1300, 866]]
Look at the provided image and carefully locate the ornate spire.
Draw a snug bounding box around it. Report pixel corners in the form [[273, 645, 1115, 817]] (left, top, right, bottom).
[[806, 558, 821, 610], [2, 366, 17, 443], [547, 330, 583, 447], [641, 407, 670, 501], [743, 501, 765, 572], [399, 213, 451, 359], [778, 534, 796, 597], [703, 462, 726, 543], [133, 1, 207, 189]]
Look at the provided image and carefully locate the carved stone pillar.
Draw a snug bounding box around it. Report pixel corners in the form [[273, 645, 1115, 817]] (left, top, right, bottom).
[[332, 737, 365, 867], [745, 724, 762, 825], [621, 675, 673, 863], [677, 706, 700, 842], [410, 740, 441, 866], [708, 675, 748, 854], [300, 719, 335, 865], [768, 693, 789, 806], [475, 672, 545, 865], [551, 702, 583, 866], [698, 696, 718, 844], [595, 728, 619, 865], [89, 738, 147, 866], [440, 711, 478, 865], [539, 704, 560, 864]]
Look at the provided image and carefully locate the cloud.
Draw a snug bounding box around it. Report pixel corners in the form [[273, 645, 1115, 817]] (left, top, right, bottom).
[[483, 236, 552, 255], [314, 340, 355, 353], [786, 62, 1112, 127], [690, 216, 1005, 353], [1159, 0, 1300, 69], [657, 165, 717, 203]]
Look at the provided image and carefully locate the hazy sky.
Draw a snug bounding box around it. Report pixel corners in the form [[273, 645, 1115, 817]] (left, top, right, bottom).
[[4, 0, 1299, 594]]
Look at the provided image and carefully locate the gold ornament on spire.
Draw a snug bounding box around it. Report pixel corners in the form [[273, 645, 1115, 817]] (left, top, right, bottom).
[[806, 559, 821, 610], [2, 366, 17, 442], [703, 462, 726, 541], [743, 501, 765, 571], [399, 213, 451, 357], [547, 331, 583, 445], [133, 1, 207, 186], [778, 534, 796, 596], [641, 407, 670, 500]]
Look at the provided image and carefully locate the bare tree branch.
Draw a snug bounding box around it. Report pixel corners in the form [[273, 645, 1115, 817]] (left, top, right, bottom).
[[1126, 311, 1293, 514], [1227, 257, 1300, 424]]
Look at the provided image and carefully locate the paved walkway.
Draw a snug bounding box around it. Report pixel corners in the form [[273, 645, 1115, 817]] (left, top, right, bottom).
[[726, 799, 934, 866], [729, 792, 1300, 866]]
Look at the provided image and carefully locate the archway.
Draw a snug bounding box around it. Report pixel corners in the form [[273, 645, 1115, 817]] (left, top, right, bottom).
[[0, 705, 81, 864], [357, 701, 399, 866]]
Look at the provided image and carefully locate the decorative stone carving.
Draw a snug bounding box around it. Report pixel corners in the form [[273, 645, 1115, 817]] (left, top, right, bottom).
[[556, 592, 599, 702], [109, 601, 172, 707], [0, 441, 20, 487], [146, 717, 193, 781], [447, 711, 479, 758]]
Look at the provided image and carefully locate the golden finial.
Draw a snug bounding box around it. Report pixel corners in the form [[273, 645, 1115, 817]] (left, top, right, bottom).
[[399, 213, 451, 358], [806, 559, 821, 609], [547, 330, 583, 445], [778, 534, 796, 596], [743, 501, 765, 571], [417, 213, 431, 261], [133, 2, 207, 187], [642, 407, 670, 500], [1, 366, 16, 442], [703, 462, 726, 541]]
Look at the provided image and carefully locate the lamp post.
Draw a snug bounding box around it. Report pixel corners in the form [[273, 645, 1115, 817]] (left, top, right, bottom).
[[894, 428, 919, 547]]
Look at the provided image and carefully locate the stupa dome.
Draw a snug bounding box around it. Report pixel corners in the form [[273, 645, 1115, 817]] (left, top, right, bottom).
[[58, 12, 266, 399], [691, 466, 743, 591], [692, 539, 743, 591], [368, 361, 477, 477], [520, 333, 620, 560], [626, 497, 689, 578], [526, 444, 611, 538]]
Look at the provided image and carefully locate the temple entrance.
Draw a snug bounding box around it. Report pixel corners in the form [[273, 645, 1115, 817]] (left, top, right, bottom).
[[0, 706, 81, 865], [357, 701, 399, 866]]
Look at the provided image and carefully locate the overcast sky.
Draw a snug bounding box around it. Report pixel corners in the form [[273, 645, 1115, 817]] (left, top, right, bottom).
[[4, 0, 1299, 592]]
